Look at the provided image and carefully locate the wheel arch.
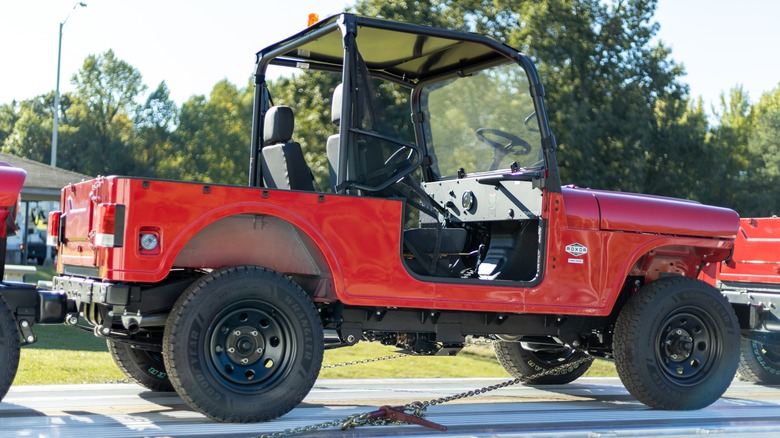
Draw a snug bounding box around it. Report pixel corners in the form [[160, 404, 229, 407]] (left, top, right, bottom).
[[160, 203, 343, 300], [602, 236, 734, 316]]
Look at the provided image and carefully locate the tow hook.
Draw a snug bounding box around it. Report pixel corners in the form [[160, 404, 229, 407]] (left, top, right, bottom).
[[18, 318, 36, 344]]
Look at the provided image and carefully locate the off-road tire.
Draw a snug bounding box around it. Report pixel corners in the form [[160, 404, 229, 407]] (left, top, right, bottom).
[[737, 338, 780, 384], [494, 340, 593, 384], [107, 339, 173, 392], [0, 294, 20, 401], [614, 277, 739, 409], [163, 266, 323, 423]]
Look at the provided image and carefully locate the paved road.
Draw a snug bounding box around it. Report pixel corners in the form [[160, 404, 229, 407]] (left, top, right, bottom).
[[3, 377, 780, 437]]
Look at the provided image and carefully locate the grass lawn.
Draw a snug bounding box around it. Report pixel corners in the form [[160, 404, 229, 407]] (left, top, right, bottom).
[[15, 323, 616, 385]]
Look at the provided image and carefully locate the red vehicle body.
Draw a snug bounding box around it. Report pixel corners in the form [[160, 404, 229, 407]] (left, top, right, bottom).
[[702, 217, 780, 383], [0, 14, 745, 424], [54, 178, 736, 314]]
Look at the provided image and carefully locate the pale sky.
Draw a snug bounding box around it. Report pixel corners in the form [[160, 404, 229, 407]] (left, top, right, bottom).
[[1, 0, 778, 114]]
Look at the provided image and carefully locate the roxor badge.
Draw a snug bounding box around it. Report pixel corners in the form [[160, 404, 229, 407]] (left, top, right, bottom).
[[565, 243, 588, 257]]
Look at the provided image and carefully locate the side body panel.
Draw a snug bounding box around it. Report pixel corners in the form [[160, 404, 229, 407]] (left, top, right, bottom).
[[56, 177, 735, 317]]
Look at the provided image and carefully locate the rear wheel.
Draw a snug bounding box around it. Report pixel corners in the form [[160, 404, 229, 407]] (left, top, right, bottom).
[[163, 266, 323, 423], [737, 338, 780, 384], [107, 339, 173, 392], [494, 339, 593, 384], [614, 277, 739, 409], [0, 294, 20, 401]]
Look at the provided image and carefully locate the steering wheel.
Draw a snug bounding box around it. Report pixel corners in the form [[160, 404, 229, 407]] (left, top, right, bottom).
[[475, 128, 532, 170], [385, 146, 415, 168], [361, 146, 417, 187]]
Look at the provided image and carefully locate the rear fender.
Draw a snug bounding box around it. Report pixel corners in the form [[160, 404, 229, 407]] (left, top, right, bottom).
[[168, 209, 337, 300], [174, 214, 330, 277]]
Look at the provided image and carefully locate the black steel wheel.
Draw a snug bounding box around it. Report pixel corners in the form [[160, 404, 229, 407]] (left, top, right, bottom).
[[163, 266, 323, 423], [614, 277, 739, 409], [737, 338, 780, 384], [494, 339, 592, 384], [0, 294, 20, 401], [107, 338, 173, 392]]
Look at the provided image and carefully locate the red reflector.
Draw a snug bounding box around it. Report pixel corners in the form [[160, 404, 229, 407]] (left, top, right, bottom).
[[95, 203, 125, 248], [97, 204, 116, 234], [47, 211, 62, 246]]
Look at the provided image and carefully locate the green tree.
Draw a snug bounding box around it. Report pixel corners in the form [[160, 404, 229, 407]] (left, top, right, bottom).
[[704, 86, 756, 212], [742, 86, 780, 216], [132, 81, 178, 177], [1, 93, 62, 164], [644, 97, 712, 201], [346, 0, 699, 197], [498, 0, 692, 193], [352, 0, 468, 29], [163, 80, 253, 184], [65, 49, 147, 175], [0, 102, 20, 147]]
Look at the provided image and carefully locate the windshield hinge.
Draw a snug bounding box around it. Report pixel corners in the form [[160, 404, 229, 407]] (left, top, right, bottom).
[[530, 81, 545, 98]]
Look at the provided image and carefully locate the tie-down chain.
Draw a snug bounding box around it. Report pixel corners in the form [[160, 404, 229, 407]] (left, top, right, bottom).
[[253, 340, 594, 437]]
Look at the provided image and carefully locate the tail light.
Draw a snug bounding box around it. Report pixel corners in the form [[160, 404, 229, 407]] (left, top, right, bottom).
[[94, 203, 125, 248], [47, 211, 62, 246]]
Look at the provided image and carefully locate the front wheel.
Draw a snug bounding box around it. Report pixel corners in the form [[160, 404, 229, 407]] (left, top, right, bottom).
[[0, 294, 20, 401], [494, 339, 593, 384], [614, 277, 739, 409], [737, 338, 780, 384], [163, 266, 323, 423]]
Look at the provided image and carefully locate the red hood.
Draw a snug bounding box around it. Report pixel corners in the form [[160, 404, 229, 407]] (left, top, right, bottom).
[[562, 186, 739, 239]]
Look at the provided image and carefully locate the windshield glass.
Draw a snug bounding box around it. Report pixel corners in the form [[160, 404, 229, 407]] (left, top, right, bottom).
[[421, 62, 543, 179]]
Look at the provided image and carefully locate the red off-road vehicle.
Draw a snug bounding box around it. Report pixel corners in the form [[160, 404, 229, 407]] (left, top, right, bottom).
[[702, 217, 780, 384], [1, 14, 742, 422], [0, 164, 27, 401]]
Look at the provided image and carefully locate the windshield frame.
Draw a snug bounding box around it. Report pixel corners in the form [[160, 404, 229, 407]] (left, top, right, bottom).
[[413, 61, 545, 181]]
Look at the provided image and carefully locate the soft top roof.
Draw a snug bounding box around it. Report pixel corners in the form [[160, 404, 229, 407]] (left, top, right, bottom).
[[255, 13, 521, 84]]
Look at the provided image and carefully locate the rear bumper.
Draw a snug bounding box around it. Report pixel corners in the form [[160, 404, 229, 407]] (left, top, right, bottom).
[[52, 275, 130, 306]]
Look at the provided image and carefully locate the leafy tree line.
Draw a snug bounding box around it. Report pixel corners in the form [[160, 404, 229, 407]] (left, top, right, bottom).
[[1, 0, 779, 216], [0, 49, 254, 185]]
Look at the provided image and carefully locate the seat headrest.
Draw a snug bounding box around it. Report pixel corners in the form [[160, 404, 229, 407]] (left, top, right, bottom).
[[263, 106, 294, 145], [331, 84, 342, 125]]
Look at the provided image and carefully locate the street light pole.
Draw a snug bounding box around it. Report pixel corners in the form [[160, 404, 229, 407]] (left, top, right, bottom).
[[51, 2, 86, 168], [46, 2, 85, 266]]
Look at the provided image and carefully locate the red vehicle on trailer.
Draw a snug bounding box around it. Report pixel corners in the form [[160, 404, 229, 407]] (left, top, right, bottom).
[[702, 217, 780, 383], [1, 14, 743, 423], [0, 163, 27, 401]]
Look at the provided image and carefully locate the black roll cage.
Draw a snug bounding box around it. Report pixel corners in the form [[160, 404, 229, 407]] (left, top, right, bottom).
[[248, 13, 561, 193]]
